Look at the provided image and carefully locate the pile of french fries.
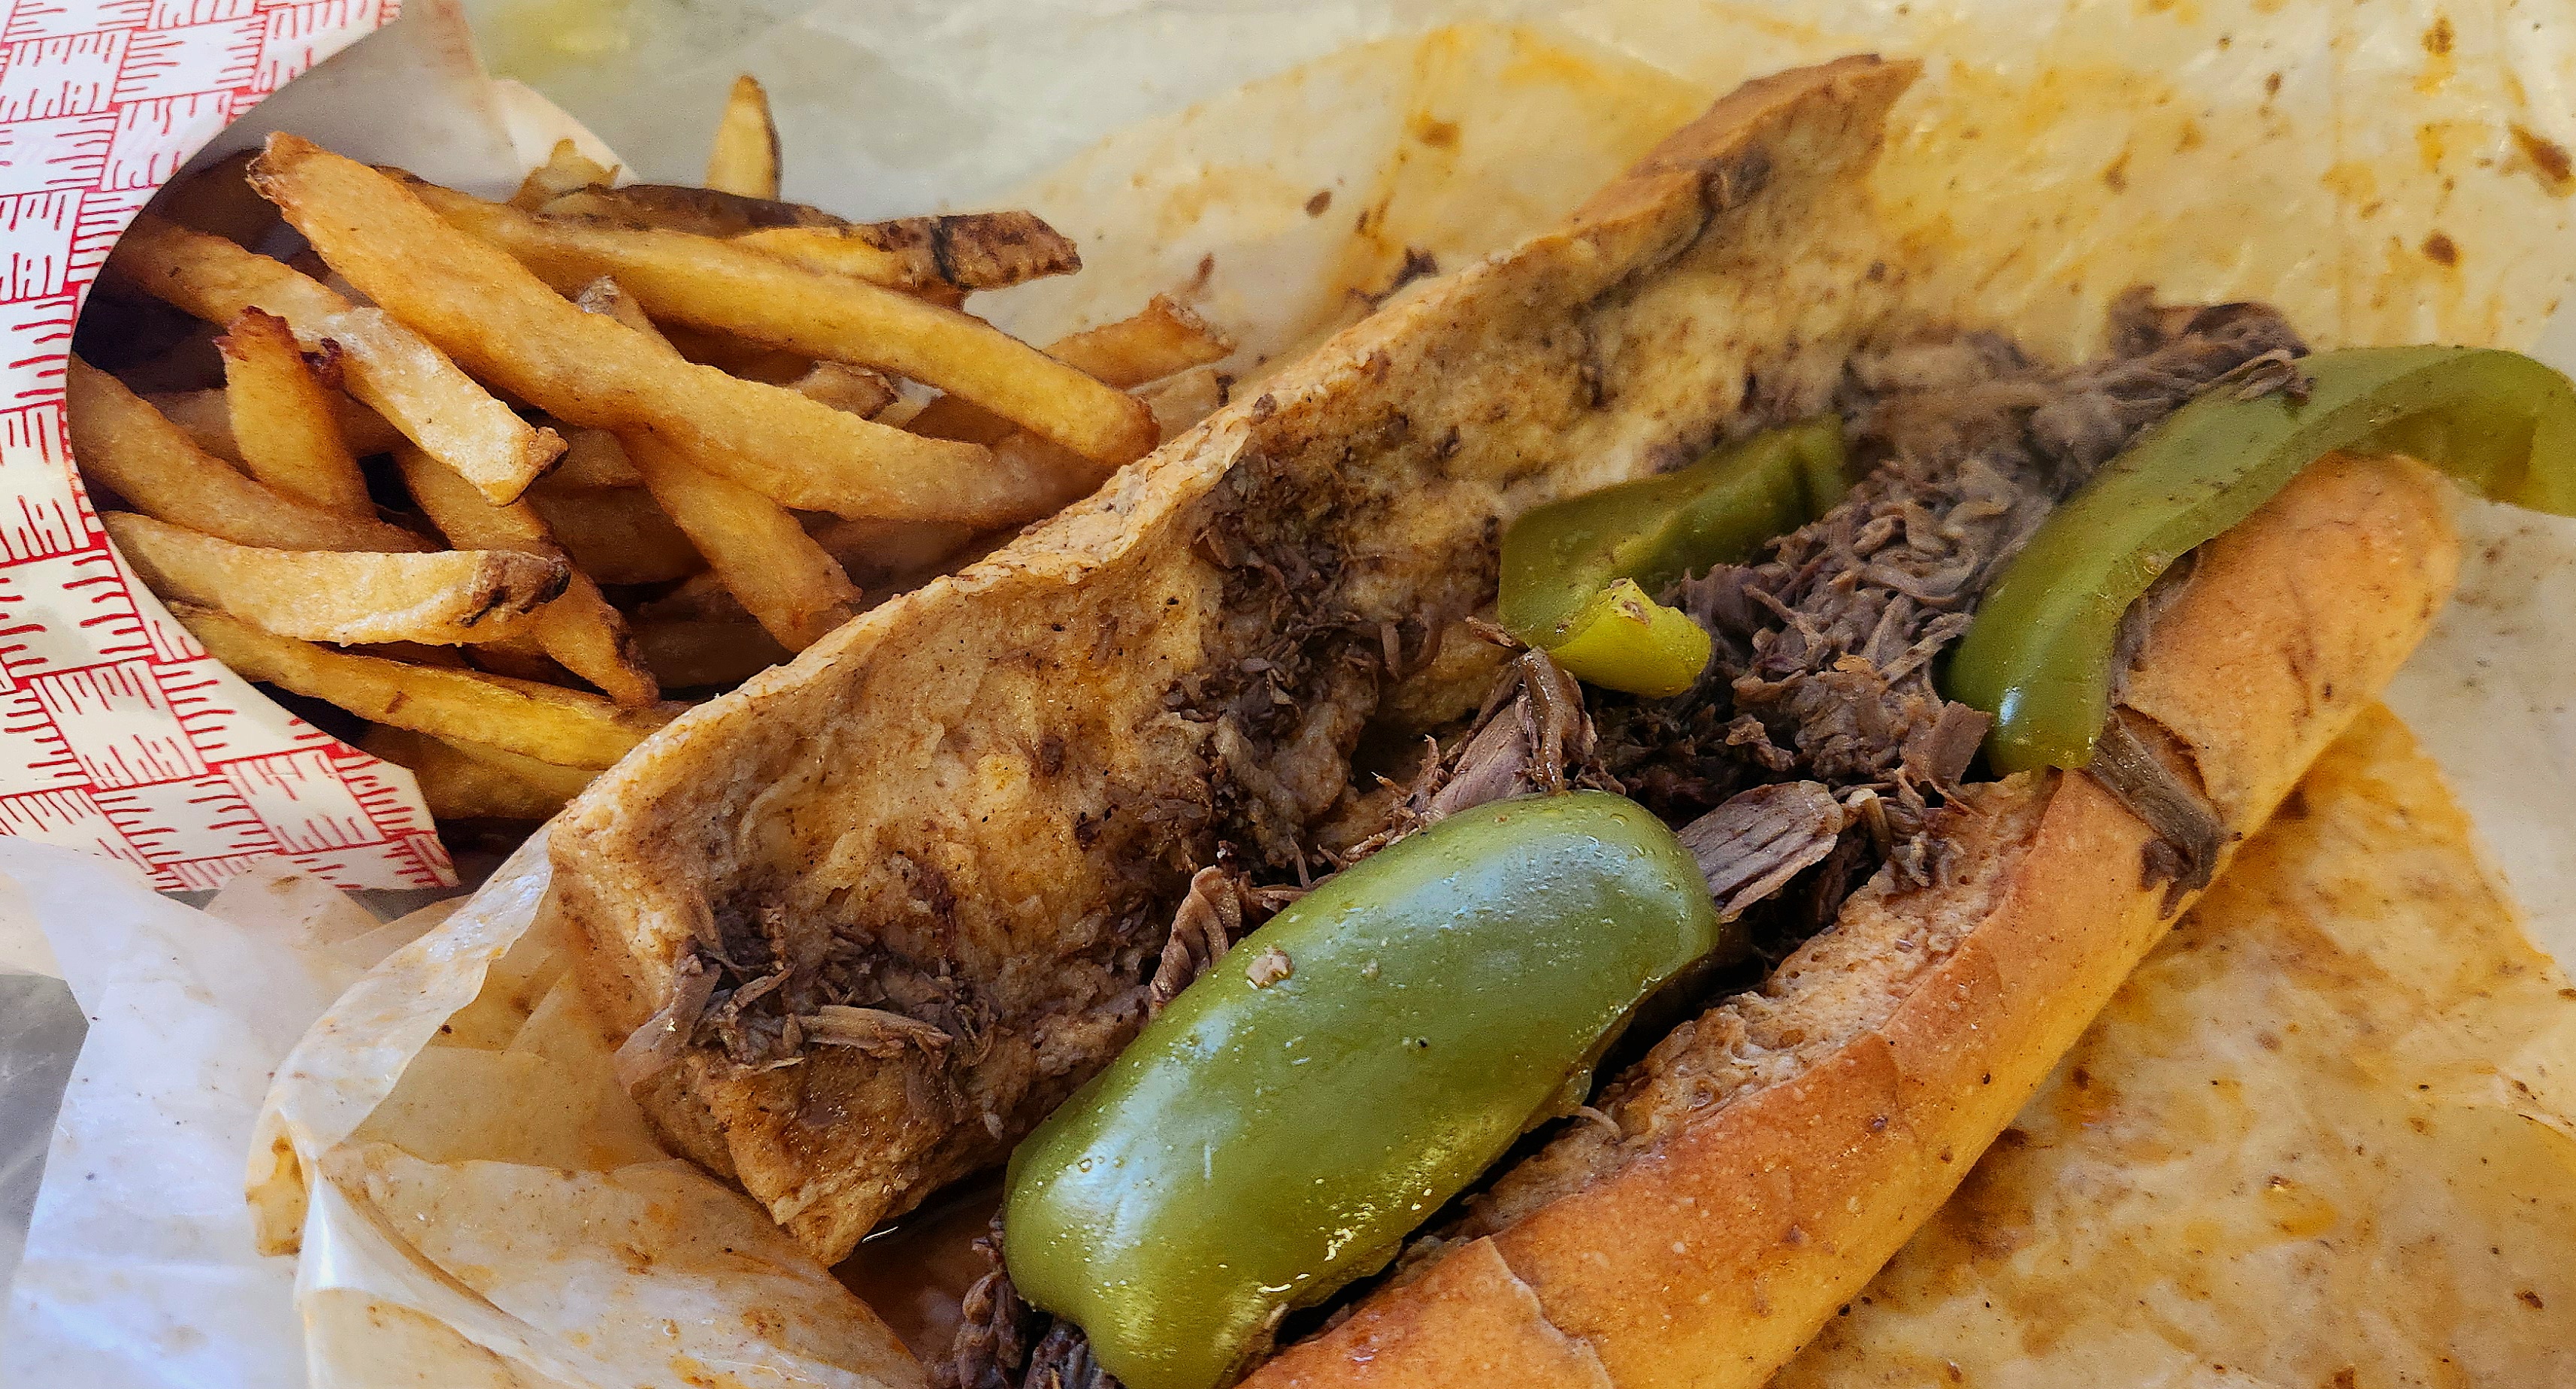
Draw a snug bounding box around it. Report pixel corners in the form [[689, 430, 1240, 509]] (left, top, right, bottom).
[[73, 77, 1231, 825]]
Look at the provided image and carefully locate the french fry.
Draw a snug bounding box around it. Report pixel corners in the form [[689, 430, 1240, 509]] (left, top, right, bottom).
[[395, 445, 661, 707], [146, 386, 405, 463], [383, 169, 1156, 468], [462, 631, 573, 684], [114, 320, 226, 393], [654, 322, 812, 383], [511, 138, 616, 211], [174, 604, 675, 768], [909, 295, 1233, 443], [630, 618, 791, 689], [68, 359, 430, 552], [363, 725, 593, 821], [350, 642, 471, 669], [216, 308, 373, 517], [537, 184, 1077, 297], [250, 139, 1028, 523], [151, 150, 278, 248], [543, 425, 643, 489], [1139, 363, 1229, 441], [523, 483, 703, 585], [787, 362, 900, 418], [626, 435, 858, 650], [104, 512, 565, 645], [704, 75, 779, 200], [106, 213, 562, 503], [574, 277, 858, 650], [804, 516, 978, 587], [1049, 295, 1234, 386]]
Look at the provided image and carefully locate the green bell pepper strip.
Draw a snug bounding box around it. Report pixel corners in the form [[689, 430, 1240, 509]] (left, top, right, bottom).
[[1003, 792, 1732, 1389], [1497, 417, 1851, 694], [1948, 346, 2576, 774]]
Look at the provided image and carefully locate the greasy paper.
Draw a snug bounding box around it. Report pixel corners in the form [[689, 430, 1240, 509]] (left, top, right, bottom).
[[1777, 708, 2576, 1384], [9, 1, 2576, 1387]]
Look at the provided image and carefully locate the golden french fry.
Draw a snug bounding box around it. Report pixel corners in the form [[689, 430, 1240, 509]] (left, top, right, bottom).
[[395, 446, 661, 707], [68, 359, 429, 552], [1052, 295, 1234, 386], [249, 140, 1023, 524], [654, 322, 813, 383], [542, 425, 643, 489], [910, 295, 1233, 443], [787, 362, 899, 418], [151, 150, 278, 248], [113, 320, 226, 394], [631, 618, 792, 689], [537, 184, 1076, 297], [634, 570, 746, 622], [704, 75, 779, 200], [107, 213, 562, 503], [1139, 363, 1229, 442], [571, 277, 858, 651], [731, 216, 1076, 298], [626, 435, 857, 651], [147, 386, 405, 463], [176, 604, 673, 767], [523, 482, 703, 586], [804, 515, 979, 588], [385, 170, 1155, 468], [462, 631, 573, 685], [104, 512, 564, 645], [363, 725, 593, 821], [350, 641, 471, 669], [216, 307, 373, 517], [511, 138, 616, 211]]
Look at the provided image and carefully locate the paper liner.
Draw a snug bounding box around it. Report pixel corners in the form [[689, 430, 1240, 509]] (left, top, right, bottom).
[[8, 2, 2576, 1386], [0, 0, 492, 891]]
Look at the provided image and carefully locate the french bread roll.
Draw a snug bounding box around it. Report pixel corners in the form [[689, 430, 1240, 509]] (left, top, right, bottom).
[[1249, 449, 2461, 1388]]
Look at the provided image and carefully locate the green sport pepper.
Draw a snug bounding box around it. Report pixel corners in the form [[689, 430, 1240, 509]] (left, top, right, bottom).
[[1498, 417, 1851, 695], [1948, 346, 2576, 773], [1003, 792, 1731, 1389]]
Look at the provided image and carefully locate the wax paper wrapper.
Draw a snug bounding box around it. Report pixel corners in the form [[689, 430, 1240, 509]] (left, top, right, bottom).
[[9, 0, 2576, 1386]]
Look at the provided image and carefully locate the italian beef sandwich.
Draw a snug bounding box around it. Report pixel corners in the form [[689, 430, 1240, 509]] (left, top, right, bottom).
[[541, 54, 2576, 1389]]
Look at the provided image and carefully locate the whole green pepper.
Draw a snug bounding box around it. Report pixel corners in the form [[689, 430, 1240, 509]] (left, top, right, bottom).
[[1497, 417, 1850, 694], [1948, 346, 2576, 773], [1003, 792, 1731, 1389]]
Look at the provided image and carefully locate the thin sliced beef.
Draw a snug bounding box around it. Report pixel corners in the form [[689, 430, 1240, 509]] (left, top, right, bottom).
[[946, 296, 2307, 1387], [1677, 781, 1848, 919], [1598, 292, 2302, 892]]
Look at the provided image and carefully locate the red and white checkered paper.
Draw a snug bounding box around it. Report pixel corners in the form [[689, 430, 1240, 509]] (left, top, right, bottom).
[[0, 0, 443, 891]]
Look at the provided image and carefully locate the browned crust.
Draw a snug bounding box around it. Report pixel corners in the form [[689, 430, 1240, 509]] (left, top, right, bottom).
[[1252, 452, 2461, 1388], [547, 54, 1921, 1263]]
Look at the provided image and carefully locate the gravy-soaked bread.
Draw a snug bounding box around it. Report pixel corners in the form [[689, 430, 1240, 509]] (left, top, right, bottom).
[[1252, 452, 2460, 1388], [546, 56, 1921, 1261]]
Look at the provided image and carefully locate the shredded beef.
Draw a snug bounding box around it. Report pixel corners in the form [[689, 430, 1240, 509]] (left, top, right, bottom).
[[1597, 292, 2302, 892], [943, 1230, 1123, 1389], [1145, 867, 1249, 1016], [1676, 781, 1848, 918], [943, 295, 2307, 1387]]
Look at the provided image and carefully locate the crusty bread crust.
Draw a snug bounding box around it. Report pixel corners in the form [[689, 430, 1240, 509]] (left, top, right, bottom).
[[547, 54, 1922, 1263], [1251, 452, 2460, 1387]]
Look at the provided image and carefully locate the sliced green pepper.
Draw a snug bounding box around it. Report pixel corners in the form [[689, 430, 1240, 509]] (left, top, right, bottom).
[[1003, 792, 1731, 1389], [1949, 346, 2576, 773], [1545, 577, 1713, 698], [1498, 417, 1850, 694]]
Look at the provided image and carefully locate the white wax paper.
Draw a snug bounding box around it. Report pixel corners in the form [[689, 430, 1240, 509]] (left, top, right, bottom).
[[5, 0, 2576, 1386]]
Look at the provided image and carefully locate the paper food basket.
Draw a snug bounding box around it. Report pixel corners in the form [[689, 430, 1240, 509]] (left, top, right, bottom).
[[0, 0, 449, 893]]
